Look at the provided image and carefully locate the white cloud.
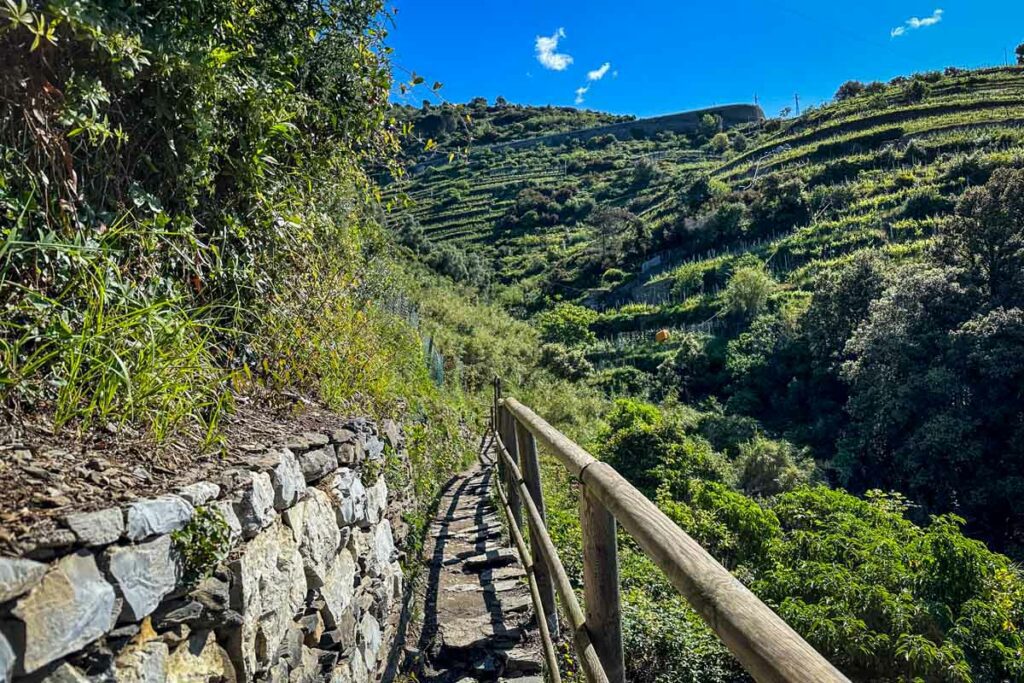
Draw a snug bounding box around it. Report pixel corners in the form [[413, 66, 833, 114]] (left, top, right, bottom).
[[536, 28, 573, 71], [575, 61, 613, 105], [587, 62, 611, 81], [891, 9, 943, 38]]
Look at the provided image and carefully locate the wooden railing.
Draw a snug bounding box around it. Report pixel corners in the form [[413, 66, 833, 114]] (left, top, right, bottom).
[[487, 380, 850, 683]]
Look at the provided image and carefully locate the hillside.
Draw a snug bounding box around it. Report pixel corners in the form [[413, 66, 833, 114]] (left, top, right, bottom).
[[386, 66, 1024, 680]]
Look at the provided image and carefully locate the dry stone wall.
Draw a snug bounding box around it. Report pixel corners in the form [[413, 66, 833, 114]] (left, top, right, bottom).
[[0, 418, 411, 683]]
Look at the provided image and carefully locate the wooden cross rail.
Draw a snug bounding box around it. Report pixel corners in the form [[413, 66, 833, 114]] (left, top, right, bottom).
[[490, 382, 851, 683]]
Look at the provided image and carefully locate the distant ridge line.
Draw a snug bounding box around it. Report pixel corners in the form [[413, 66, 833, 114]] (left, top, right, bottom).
[[410, 103, 764, 173]]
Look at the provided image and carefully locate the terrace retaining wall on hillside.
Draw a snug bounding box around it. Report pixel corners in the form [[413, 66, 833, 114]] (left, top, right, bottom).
[[0, 418, 412, 683]]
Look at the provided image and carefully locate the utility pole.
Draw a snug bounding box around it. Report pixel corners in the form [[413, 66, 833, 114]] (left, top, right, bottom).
[[794, 93, 800, 116]]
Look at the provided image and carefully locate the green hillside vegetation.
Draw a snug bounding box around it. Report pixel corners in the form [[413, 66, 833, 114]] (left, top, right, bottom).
[[390, 66, 1024, 681], [5, 2, 1024, 679]]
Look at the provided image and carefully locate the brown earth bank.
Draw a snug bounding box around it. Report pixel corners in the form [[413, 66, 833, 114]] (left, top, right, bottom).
[[0, 395, 401, 558]]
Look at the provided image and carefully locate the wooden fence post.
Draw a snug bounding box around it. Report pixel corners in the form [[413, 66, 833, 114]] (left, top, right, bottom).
[[581, 488, 625, 683], [515, 420, 559, 638], [499, 405, 523, 530]]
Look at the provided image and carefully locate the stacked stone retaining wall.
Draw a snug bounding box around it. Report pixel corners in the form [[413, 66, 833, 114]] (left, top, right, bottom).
[[0, 418, 411, 683]]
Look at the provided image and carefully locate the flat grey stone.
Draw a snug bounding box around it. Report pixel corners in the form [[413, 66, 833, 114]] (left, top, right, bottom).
[[328, 428, 357, 445], [210, 499, 242, 542], [106, 535, 180, 621], [358, 612, 381, 671], [463, 548, 518, 572], [234, 471, 276, 539], [270, 448, 306, 510], [330, 468, 367, 528], [11, 551, 117, 673], [126, 495, 194, 541], [320, 549, 356, 629], [66, 507, 124, 546], [286, 432, 330, 453], [177, 481, 221, 506], [297, 447, 338, 483], [365, 476, 387, 526], [296, 489, 341, 588], [364, 436, 384, 462], [0, 557, 47, 603]]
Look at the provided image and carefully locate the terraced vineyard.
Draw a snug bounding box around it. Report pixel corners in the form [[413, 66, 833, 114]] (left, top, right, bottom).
[[392, 68, 1024, 366]]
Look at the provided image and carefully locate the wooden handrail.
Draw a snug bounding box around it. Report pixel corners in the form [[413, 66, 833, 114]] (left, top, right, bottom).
[[493, 429, 610, 683], [498, 395, 850, 683]]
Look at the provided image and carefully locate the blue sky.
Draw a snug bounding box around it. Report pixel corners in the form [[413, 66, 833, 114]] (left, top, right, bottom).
[[387, 1, 1024, 118]]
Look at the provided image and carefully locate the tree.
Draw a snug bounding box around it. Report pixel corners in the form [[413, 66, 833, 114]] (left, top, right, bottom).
[[708, 132, 730, 153], [936, 167, 1024, 308], [803, 252, 889, 370], [834, 80, 865, 101], [589, 206, 649, 267], [698, 113, 722, 139], [1017, 43, 1024, 65]]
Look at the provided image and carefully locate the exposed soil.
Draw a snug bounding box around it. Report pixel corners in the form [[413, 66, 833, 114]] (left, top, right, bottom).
[[0, 393, 384, 557]]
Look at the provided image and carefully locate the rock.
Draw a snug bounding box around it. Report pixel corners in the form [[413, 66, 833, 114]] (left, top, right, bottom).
[[211, 500, 242, 542], [22, 528, 77, 560], [167, 630, 235, 683], [363, 436, 384, 462], [286, 432, 330, 453], [297, 612, 324, 648], [297, 447, 338, 483], [334, 442, 361, 466], [0, 631, 13, 682], [40, 661, 91, 683], [502, 647, 543, 675], [152, 600, 203, 630], [177, 481, 221, 506], [365, 477, 387, 526], [107, 535, 180, 621], [328, 428, 357, 445], [270, 448, 306, 510], [126, 495, 194, 541], [0, 557, 47, 603], [330, 469, 366, 528], [113, 639, 168, 683], [329, 661, 352, 683], [277, 623, 303, 665], [191, 575, 230, 613], [10, 551, 117, 674], [463, 548, 518, 572], [357, 613, 381, 672], [380, 419, 402, 452], [227, 520, 307, 679], [234, 471, 276, 539], [66, 507, 124, 547], [368, 522, 397, 578], [297, 490, 341, 588], [320, 548, 356, 629]]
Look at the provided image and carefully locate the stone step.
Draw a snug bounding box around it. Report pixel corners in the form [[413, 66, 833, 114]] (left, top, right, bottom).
[[462, 549, 518, 572]]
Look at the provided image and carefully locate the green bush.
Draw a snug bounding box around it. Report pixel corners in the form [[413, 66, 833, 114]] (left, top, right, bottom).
[[172, 506, 231, 586]]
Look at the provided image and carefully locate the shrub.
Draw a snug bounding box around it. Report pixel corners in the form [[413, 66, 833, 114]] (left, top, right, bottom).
[[721, 267, 775, 319], [734, 435, 814, 498], [172, 506, 231, 586], [536, 303, 598, 346]]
